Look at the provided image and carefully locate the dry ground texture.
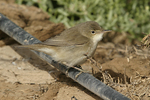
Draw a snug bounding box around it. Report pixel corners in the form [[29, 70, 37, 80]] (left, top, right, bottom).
[[0, 0, 150, 100]]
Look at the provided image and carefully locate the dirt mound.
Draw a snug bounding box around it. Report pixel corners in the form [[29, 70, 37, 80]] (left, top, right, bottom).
[[0, 0, 65, 46]]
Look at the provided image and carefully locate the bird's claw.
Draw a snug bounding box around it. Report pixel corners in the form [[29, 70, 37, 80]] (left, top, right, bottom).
[[65, 66, 91, 79]]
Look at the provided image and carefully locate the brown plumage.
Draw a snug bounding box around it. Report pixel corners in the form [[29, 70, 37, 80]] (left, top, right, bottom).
[[20, 21, 110, 67]]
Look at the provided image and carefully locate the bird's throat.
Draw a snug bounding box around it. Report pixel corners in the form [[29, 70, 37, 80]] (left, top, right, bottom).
[[92, 33, 104, 44], [86, 33, 104, 58]]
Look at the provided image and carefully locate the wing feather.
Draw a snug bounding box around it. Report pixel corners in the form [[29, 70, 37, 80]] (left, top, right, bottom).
[[41, 27, 89, 46]]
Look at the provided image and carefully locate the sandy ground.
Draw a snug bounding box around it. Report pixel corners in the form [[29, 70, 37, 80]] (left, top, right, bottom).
[[0, 0, 150, 100]]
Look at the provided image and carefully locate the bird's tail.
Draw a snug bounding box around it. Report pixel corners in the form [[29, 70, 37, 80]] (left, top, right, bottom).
[[15, 44, 53, 55], [15, 44, 42, 50]]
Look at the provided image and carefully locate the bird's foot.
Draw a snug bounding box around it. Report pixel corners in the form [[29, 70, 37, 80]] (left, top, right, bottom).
[[66, 66, 91, 79]]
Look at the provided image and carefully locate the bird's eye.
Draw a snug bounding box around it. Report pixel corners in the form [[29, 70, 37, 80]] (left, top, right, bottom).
[[91, 31, 95, 34]]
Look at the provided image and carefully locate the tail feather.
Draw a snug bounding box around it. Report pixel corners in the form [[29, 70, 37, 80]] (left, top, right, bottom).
[[15, 44, 54, 55], [15, 44, 42, 50]]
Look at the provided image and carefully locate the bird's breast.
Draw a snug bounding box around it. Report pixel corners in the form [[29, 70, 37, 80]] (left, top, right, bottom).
[[85, 42, 98, 58]]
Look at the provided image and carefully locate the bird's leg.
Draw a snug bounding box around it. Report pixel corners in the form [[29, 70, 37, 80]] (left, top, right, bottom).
[[65, 65, 83, 77], [69, 54, 92, 79], [65, 65, 91, 79], [74, 65, 82, 69], [73, 65, 92, 79], [72, 54, 94, 78]]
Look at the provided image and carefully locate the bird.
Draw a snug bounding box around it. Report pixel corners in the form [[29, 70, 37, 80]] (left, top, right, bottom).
[[19, 21, 110, 70]]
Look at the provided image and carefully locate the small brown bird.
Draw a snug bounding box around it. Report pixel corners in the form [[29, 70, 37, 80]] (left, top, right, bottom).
[[21, 21, 110, 68]]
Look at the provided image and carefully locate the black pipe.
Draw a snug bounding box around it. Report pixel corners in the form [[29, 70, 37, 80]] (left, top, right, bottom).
[[0, 13, 130, 100]]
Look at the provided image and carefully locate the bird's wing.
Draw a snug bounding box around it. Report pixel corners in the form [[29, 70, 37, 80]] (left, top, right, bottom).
[[41, 36, 89, 46], [41, 30, 89, 46]]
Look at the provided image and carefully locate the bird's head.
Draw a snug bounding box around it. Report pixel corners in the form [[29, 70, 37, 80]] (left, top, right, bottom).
[[78, 21, 111, 43]]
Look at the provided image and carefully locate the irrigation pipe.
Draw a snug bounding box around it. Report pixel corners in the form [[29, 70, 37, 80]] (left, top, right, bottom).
[[0, 13, 130, 100]]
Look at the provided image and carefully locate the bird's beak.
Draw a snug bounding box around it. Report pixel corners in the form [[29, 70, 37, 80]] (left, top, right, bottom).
[[103, 30, 111, 33]]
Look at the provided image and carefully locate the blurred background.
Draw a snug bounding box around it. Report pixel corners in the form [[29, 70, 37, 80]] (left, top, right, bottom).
[[15, 0, 150, 42]]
